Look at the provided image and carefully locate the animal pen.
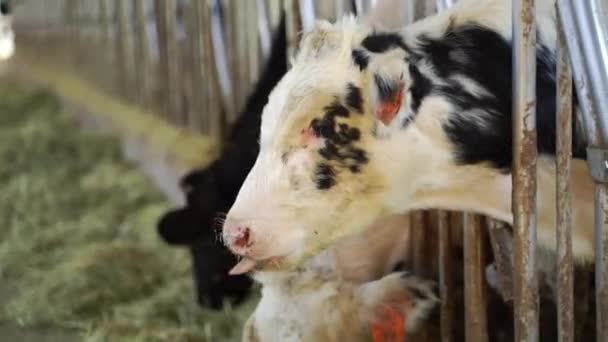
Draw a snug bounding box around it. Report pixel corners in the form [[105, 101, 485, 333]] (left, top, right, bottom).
[[6, 0, 608, 341]]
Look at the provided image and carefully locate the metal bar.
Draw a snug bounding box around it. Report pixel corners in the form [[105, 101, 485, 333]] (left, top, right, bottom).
[[354, 0, 377, 16], [411, 211, 427, 276], [557, 1, 608, 340], [115, 0, 131, 99], [133, 0, 150, 107], [463, 213, 488, 342], [207, 0, 234, 117], [298, 0, 315, 31], [556, 13, 574, 342], [284, 0, 301, 64], [256, 0, 271, 60], [154, 0, 181, 123], [512, 0, 539, 341], [438, 210, 454, 342], [436, 0, 456, 12], [486, 219, 514, 302]]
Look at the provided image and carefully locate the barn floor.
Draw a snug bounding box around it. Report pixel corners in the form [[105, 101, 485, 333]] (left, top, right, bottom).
[[0, 77, 257, 341]]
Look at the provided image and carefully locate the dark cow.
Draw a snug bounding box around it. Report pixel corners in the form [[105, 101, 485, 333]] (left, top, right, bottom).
[[157, 14, 287, 309]]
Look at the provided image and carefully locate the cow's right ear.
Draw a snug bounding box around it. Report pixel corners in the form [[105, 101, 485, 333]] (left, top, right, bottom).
[[365, 52, 409, 128]]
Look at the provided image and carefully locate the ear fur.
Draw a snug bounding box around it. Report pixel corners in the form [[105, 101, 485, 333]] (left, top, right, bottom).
[[295, 20, 342, 63]]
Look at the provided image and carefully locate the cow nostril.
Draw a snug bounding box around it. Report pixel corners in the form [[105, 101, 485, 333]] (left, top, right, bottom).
[[233, 228, 250, 248]]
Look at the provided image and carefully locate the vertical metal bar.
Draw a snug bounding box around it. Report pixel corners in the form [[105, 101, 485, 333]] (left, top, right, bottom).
[[463, 213, 489, 342], [436, 0, 456, 12], [557, 1, 608, 340], [556, 12, 575, 342], [256, 0, 272, 61], [411, 211, 427, 276], [190, 0, 209, 134], [487, 219, 514, 302], [115, 0, 131, 99], [154, 0, 181, 123], [512, 0, 539, 341], [202, 0, 223, 141], [298, 0, 316, 31], [438, 210, 454, 342], [133, 0, 150, 107], [207, 0, 234, 118]]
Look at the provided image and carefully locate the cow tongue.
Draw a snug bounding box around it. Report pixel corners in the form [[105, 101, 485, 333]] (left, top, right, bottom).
[[229, 258, 258, 275]]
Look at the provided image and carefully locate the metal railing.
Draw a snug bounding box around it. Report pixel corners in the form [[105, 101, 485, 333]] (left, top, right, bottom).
[[8, 0, 608, 341]]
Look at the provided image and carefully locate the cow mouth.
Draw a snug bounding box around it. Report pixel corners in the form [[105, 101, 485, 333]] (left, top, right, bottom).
[[229, 256, 286, 275]]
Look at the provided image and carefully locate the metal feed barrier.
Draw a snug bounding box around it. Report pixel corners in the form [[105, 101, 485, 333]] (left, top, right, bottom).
[[9, 0, 608, 341]]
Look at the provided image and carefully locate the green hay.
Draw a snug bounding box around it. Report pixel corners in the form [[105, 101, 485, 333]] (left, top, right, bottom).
[[0, 78, 256, 340]]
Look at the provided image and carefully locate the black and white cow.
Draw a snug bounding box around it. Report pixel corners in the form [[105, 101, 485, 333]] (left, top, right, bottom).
[[156, 14, 287, 309], [0, 0, 14, 60], [222, 0, 593, 274]]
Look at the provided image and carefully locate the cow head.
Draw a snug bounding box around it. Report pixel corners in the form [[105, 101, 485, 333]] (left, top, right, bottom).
[[223, 11, 518, 273]]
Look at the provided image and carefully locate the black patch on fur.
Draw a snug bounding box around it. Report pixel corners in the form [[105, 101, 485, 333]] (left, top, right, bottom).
[[408, 25, 587, 171], [325, 101, 350, 118], [315, 164, 337, 190], [361, 32, 410, 54], [310, 117, 335, 139], [345, 83, 364, 113], [352, 49, 369, 70], [408, 64, 433, 113]]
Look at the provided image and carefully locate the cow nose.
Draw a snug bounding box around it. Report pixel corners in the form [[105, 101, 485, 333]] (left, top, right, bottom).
[[223, 220, 252, 255]]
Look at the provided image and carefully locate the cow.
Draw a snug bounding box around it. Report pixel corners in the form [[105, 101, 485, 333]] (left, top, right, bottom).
[[242, 214, 441, 342], [0, 0, 14, 61], [221, 0, 593, 276], [156, 14, 287, 309]]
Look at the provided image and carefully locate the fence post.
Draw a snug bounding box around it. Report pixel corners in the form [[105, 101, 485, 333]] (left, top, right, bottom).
[[463, 213, 489, 342], [154, 0, 182, 124], [555, 10, 574, 342], [438, 210, 454, 342], [133, 0, 151, 107], [512, 0, 539, 341], [115, 0, 131, 100]]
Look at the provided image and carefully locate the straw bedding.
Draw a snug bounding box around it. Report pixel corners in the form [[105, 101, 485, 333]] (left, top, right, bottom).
[[0, 78, 257, 341]]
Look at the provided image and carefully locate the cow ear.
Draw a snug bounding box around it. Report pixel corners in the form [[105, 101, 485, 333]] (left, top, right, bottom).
[[372, 74, 405, 126], [295, 20, 342, 63]]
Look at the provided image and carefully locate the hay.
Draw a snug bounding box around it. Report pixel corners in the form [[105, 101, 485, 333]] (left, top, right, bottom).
[[0, 78, 256, 341]]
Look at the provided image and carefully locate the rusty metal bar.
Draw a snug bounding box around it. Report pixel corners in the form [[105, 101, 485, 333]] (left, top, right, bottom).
[[486, 219, 514, 302], [556, 14, 575, 342], [512, 0, 539, 341], [411, 211, 427, 276], [438, 210, 454, 342], [463, 213, 488, 342], [557, 1, 608, 340]]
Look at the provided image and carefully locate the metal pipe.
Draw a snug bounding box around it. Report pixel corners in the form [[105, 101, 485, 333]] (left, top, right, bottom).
[[555, 14, 574, 342], [298, 0, 316, 31], [512, 0, 539, 341], [207, 0, 234, 115], [436, 0, 456, 12], [557, 1, 608, 339], [256, 0, 272, 61], [438, 210, 454, 342], [463, 214, 489, 342], [353, 0, 377, 16]]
